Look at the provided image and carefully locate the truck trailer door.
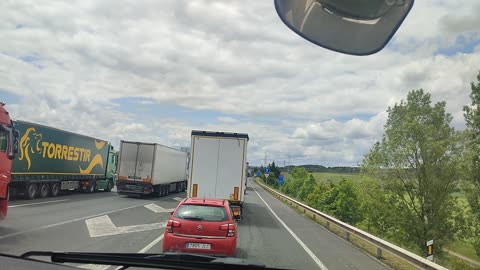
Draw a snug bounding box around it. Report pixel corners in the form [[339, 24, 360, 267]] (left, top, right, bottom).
[[216, 138, 245, 202], [190, 137, 219, 198]]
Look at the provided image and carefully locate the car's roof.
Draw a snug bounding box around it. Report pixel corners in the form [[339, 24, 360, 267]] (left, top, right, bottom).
[[181, 198, 227, 207]]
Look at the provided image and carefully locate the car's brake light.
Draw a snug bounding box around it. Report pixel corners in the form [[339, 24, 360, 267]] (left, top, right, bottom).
[[219, 223, 235, 237], [166, 220, 181, 233]]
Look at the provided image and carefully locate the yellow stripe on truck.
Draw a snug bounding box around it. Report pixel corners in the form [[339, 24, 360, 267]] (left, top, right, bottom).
[[234, 186, 239, 201], [192, 184, 198, 197]]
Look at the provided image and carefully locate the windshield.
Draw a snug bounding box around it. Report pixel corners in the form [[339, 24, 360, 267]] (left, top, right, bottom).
[[0, 1, 479, 270], [0, 128, 8, 153], [174, 205, 228, 222]]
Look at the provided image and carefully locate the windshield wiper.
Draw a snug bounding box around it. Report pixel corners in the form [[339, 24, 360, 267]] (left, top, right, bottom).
[[20, 251, 290, 270], [181, 216, 204, 221]]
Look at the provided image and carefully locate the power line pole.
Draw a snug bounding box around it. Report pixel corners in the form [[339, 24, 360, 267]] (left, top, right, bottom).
[[264, 151, 268, 167]]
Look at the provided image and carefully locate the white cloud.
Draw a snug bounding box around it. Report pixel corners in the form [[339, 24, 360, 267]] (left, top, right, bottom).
[[1, 0, 480, 166]]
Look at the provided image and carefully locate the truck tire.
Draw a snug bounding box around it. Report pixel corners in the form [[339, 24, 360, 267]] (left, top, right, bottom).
[[104, 181, 112, 192], [39, 183, 49, 198], [51, 183, 60, 197], [25, 183, 37, 200]]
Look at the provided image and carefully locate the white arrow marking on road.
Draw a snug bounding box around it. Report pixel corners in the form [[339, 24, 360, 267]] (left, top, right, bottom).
[[144, 203, 174, 213], [85, 215, 166, 238], [173, 197, 184, 201]]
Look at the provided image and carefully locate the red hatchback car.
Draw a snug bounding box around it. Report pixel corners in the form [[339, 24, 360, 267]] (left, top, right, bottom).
[[162, 198, 238, 257]]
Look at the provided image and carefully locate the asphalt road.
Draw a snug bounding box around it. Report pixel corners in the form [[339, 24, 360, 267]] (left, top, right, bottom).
[[0, 181, 389, 270]]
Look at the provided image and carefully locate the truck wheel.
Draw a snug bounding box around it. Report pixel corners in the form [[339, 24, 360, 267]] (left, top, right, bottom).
[[51, 183, 60, 197], [104, 181, 112, 192], [25, 183, 37, 200], [39, 183, 49, 198]]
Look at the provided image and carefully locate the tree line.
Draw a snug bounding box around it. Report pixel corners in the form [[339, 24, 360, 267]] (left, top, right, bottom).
[[257, 72, 480, 268]]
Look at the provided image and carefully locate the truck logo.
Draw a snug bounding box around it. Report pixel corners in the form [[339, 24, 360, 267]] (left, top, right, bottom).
[[18, 127, 106, 174], [19, 127, 42, 169]]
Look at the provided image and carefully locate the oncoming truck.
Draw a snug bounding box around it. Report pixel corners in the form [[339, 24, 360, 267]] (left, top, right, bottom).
[[10, 120, 118, 199], [116, 141, 188, 197], [187, 130, 249, 218]]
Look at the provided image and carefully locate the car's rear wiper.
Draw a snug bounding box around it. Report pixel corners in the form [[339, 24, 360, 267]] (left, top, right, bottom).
[[181, 216, 204, 221], [20, 251, 290, 270]]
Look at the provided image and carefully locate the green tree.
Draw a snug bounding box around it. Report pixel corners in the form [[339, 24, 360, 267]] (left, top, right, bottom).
[[281, 166, 308, 196], [362, 89, 461, 255], [269, 161, 281, 178], [462, 71, 480, 255], [332, 179, 363, 225], [298, 174, 316, 200]]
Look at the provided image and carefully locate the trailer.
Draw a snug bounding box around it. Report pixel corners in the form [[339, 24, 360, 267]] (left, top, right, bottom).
[[116, 141, 188, 196], [187, 130, 249, 218], [10, 120, 117, 199]]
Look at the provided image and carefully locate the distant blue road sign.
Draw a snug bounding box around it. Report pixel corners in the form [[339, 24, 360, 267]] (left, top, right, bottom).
[[278, 175, 284, 185], [256, 171, 262, 177], [264, 168, 270, 173]]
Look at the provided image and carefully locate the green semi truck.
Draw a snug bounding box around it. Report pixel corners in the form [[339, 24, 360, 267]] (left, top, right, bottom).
[[10, 120, 118, 199]]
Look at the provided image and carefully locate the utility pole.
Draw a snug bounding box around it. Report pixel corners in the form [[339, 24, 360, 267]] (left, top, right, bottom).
[[264, 151, 268, 167]]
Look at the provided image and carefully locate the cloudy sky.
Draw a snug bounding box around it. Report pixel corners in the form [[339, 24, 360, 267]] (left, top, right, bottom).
[[1, 1, 480, 166]]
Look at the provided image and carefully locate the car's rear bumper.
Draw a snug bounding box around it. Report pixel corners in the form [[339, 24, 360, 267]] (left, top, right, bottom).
[[162, 232, 237, 257]]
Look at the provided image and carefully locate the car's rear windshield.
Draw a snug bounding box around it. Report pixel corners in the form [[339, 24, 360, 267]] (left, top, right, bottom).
[[174, 204, 228, 222]]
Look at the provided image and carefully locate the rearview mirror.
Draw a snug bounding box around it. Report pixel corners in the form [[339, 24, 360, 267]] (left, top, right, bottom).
[[13, 130, 19, 155], [274, 0, 414, 55]]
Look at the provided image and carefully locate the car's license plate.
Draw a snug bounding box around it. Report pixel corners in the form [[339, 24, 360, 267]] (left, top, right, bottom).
[[186, 243, 211, 249]]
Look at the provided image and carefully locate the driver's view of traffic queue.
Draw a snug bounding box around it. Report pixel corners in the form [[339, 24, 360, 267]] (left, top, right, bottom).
[[0, 102, 20, 221], [163, 131, 249, 256]]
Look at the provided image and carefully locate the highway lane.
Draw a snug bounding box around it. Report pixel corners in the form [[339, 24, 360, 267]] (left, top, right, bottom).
[[0, 180, 389, 270]]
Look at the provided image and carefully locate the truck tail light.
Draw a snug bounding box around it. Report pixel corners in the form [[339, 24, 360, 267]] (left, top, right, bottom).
[[166, 220, 181, 233], [233, 187, 239, 200], [192, 184, 198, 197], [219, 223, 235, 237]]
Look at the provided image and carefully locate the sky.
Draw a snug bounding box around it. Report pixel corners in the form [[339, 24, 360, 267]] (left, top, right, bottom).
[[1, 0, 480, 167]]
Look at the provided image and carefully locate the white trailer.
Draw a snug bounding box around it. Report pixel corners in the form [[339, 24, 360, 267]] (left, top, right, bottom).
[[187, 130, 249, 217], [116, 141, 188, 196]]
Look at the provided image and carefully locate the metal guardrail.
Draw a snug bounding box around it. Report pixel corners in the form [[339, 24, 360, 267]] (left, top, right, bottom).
[[255, 180, 448, 270]]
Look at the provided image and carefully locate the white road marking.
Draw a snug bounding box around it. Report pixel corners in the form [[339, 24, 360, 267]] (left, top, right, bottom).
[[8, 199, 69, 208], [144, 203, 174, 213], [86, 215, 120, 237], [112, 235, 165, 270], [78, 264, 110, 270], [252, 185, 329, 270], [173, 197, 183, 201], [86, 215, 166, 237], [0, 202, 157, 240], [118, 223, 165, 234]]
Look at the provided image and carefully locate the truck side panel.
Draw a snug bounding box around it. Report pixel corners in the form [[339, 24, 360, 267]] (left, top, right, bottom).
[[153, 145, 187, 185], [12, 121, 109, 176], [188, 136, 219, 198]]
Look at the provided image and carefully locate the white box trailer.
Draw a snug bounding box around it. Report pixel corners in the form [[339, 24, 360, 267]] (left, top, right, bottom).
[[188, 130, 249, 217], [116, 141, 188, 196]]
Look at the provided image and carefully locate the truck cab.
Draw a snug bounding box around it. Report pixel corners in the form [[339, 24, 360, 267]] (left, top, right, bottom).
[[0, 102, 20, 220]]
